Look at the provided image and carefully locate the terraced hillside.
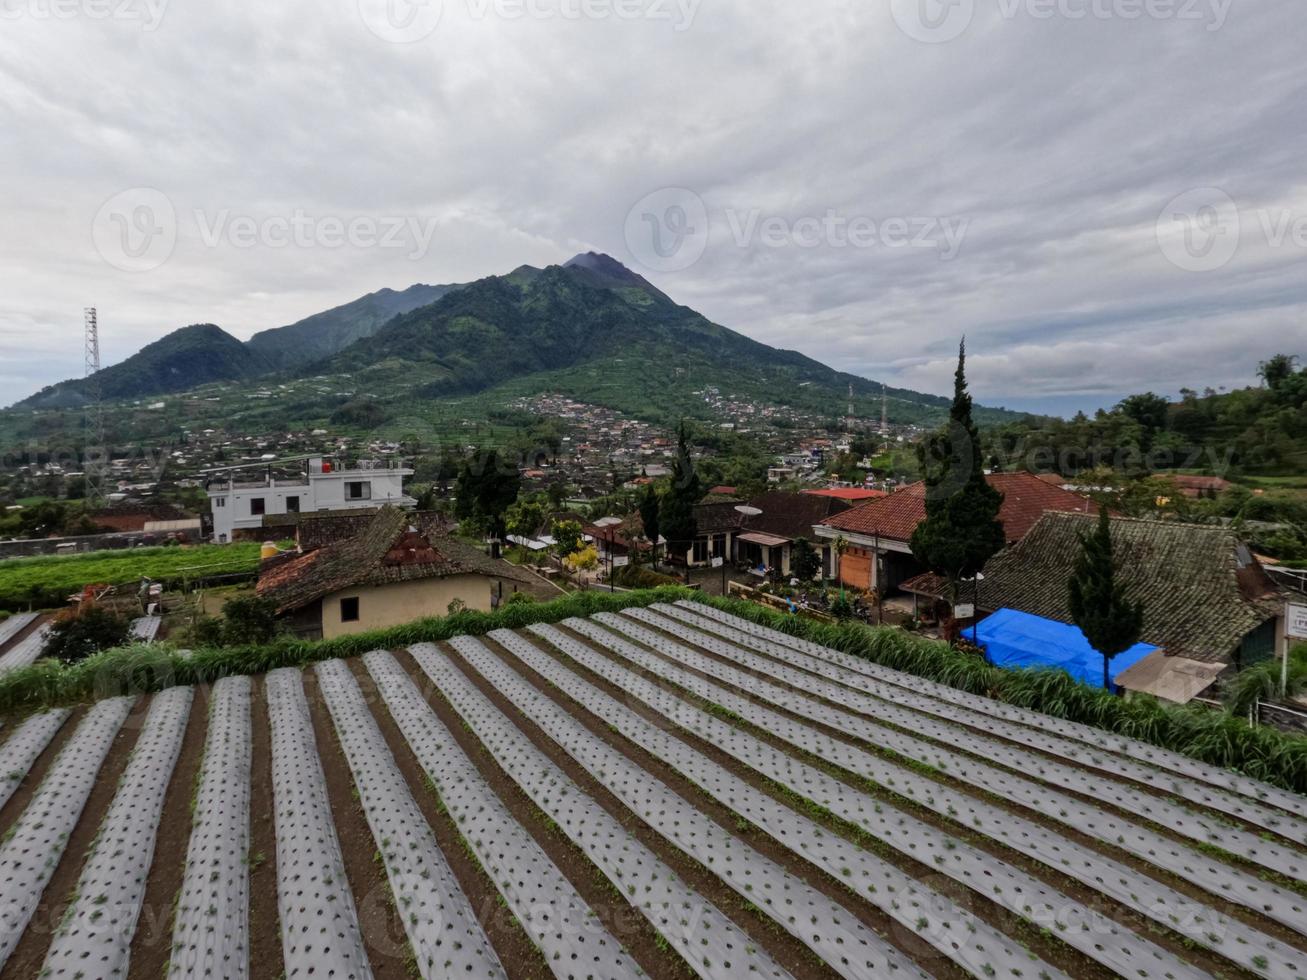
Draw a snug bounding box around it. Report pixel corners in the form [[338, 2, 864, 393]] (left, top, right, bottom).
[[0, 601, 1304, 979]]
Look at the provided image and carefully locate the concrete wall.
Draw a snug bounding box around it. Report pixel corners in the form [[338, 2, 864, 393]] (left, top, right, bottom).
[[320, 574, 497, 639]]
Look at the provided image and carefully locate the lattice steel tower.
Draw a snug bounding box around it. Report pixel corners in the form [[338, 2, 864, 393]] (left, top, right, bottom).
[[83, 307, 105, 506]]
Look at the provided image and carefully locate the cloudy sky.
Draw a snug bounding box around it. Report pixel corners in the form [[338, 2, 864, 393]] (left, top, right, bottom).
[[1, 0, 1304, 415]]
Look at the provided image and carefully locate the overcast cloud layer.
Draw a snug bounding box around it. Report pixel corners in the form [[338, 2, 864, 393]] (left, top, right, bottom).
[[1, 0, 1304, 415]]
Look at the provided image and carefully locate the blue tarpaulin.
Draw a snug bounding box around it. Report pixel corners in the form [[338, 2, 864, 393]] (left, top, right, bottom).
[[975, 608, 1159, 692]]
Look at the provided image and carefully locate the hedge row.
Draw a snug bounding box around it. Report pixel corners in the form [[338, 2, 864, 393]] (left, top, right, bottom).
[[705, 596, 1307, 795], [0, 587, 1302, 795], [0, 587, 695, 718]]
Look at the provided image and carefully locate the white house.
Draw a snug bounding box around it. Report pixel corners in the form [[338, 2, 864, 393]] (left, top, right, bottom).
[[205, 455, 415, 543]]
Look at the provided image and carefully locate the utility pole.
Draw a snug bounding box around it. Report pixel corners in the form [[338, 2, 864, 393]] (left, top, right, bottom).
[[83, 307, 105, 507]]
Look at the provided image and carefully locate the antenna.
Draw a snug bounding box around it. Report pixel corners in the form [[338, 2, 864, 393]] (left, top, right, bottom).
[[881, 383, 888, 436], [83, 307, 105, 507]]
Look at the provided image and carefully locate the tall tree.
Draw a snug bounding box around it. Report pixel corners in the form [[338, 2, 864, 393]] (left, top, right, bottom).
[[1259, 353, 1298, 391], [910, 340, 1006, 624], [1069, 509, 1145, 691], [638, 483, 661, 569], [455, 449, 521, 555], [791, 537, 822, 582], [660, 422, 703, 583]]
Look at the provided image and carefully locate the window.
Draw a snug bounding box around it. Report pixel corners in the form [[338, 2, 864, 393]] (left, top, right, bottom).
[[213, 497, 226, 508], [250, 497, 266, 516], [692, 537, 709, 563], [340, 597, 360, 623], [286, 496, 300, 513], [346, 481, 372, 501]]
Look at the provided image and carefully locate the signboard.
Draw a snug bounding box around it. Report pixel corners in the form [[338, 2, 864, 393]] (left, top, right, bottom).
[[953, 603, 975, 619], [1288, 603, 1307, 640], [711, 557, 725, 568]]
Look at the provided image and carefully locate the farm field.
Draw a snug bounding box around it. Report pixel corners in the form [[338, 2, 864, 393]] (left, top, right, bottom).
[[0, 600, 1303, 979], [0, 542, 263, 611]]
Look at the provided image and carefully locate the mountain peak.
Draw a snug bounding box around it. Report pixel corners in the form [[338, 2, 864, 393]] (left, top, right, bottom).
[[560, 251, 673, 306], [563, 251, 639, 280]]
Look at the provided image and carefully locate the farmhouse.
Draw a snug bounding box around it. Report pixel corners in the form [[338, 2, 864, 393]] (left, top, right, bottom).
[[257, 506, 532, 639], [815, 471, 1096, 594]]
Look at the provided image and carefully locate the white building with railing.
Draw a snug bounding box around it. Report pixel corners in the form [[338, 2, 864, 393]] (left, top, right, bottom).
[[205, 456, 415, 543]]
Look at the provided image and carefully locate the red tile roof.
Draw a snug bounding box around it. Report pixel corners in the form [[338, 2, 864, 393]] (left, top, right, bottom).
[[819, 472, 1096, 544], [801, 488, 888, 502]]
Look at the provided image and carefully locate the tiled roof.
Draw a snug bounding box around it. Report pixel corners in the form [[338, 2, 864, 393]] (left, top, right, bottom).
[[978, 513, 1283, 663], [692, 492, 852, 542], [257, 506, 529, 614], [801, 488, 888, 501], [744, 491, 852, 543], [694, 501, 746, 535], [293, 510, 452, 553], [819, 472, 1096, 544]]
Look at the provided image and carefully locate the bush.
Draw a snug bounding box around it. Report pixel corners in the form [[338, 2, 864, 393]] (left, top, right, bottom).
[[218, 595, 279, 646], [0, 586, 698, 719], [44, 606, 132, 664], [613, 565, 682, 589], [504, 591, 536, 607]]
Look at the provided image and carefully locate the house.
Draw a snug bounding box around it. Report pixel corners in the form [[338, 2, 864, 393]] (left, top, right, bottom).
[[676, 492, 853, 578], [205, 455, 416, 543], [257, 507, 533, 640], [975, 514, 1286, 672], [815, 471, 1097, 594]]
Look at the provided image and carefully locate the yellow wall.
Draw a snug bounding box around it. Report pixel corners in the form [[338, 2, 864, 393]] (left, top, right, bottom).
[[321, 574, 497, 639]]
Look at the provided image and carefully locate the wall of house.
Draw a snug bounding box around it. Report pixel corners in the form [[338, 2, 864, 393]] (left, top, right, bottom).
[[320, 574, 497, 639], [839, 546, 874, 590]]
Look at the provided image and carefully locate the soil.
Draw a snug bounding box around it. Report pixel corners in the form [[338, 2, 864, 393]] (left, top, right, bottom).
[[246, 675, 285, 980]]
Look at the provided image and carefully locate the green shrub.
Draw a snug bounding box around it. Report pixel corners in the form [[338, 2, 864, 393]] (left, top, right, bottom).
[[0, 586, 698, 718], [44, 607, 133, 664], [613, 565, 682, 589]]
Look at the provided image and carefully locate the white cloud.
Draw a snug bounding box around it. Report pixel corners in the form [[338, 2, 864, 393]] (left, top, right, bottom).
[[1, 0, 1305, 413]]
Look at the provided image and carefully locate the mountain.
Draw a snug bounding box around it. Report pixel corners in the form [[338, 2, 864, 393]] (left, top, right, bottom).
[[6, 253, 1027, 428], [321, 253, 980, 424], [19, 324, 269, 410], [246, 281, 461, 371]]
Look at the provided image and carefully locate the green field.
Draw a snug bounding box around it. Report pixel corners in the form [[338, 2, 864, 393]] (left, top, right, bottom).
[[0, 542, 263, 611]]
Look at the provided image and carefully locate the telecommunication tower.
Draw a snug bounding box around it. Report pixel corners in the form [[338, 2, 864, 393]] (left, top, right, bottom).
[[83, 308, 105, 506]]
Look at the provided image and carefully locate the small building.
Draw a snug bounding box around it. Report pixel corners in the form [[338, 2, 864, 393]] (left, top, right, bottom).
[[676, 492, 852, 578], [257, 507, 532, 640], [978, 514, 1287, 672], [815, 472, 1097, 594], [205, 455, 415, 543]]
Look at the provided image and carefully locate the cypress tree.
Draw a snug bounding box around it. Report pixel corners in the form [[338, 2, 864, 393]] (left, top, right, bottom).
[[910, 339, 1006, 622], [1069, 508, 1145, 690], [660, 422, 703, 583]]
